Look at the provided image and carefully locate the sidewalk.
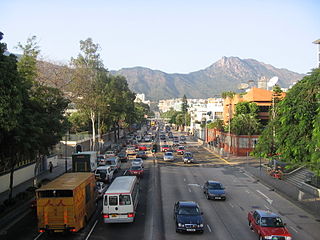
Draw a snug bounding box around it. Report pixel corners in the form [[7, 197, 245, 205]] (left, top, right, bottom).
[[204, 145, 320, 219], [0, 158, 72, 232]]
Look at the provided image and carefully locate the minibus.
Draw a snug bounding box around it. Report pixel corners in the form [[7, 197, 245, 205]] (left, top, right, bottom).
[[103, 176, 139, 223]]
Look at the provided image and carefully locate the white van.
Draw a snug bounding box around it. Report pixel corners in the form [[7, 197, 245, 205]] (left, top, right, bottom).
[[103, 176, 139, 223], [95, 166, 114, 183], [105, 156, 121, 173]]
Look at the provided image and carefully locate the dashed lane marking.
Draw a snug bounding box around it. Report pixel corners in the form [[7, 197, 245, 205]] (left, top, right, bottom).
[[207, 224, 212, 232], [85, 219, 99, 240], [33, 232, 43, 240]]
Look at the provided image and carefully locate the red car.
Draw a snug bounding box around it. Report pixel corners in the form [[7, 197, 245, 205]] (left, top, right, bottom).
[[176, 146, 185, 155], [248, 210, 292, 240], [161, 144, 170, 152], [128, 166, 144, 177], [138, 145, 147, 151]]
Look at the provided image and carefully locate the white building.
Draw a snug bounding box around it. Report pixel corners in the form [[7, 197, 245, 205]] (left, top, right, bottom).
[[135, 93, 150, 106]]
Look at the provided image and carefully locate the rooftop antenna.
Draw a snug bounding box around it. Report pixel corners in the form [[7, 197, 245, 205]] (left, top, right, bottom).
[[267, 76, 278, 90]]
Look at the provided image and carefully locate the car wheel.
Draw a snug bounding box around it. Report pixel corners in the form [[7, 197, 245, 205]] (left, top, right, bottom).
[[176, 228, 179, 233], [259, 236, 264, 240], [206, 193, 210, 200], [249, 221, 253, 230], [199, 230, 204, 234]]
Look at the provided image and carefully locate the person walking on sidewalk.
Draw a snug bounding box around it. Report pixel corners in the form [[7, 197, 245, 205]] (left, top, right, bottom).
[[49, 161, 53, 173]]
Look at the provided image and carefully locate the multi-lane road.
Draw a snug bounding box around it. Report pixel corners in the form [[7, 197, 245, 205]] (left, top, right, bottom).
[[3, 134, 320, 240]]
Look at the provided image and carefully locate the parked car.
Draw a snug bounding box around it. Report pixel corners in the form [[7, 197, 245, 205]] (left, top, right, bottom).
[[144, 135, 152, 142], [183, 152, 193, 164], [163, 151, 174, 161], [132, 158, 144, 168], [96, 181, 108, 199], [203, 180, 226, 200], [128, 165, 144, 177], [94, 165, 114, 183], [117, 152, 128, 162], [248, 210, 292, 240], [136, 150, 148, 159], [105, 156, 121, 172], [174, 201, 204, 233], [176, 146, 185, 155]]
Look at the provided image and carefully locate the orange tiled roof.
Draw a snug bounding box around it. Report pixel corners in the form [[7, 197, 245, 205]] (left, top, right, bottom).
[[243, 87, 285, 102]]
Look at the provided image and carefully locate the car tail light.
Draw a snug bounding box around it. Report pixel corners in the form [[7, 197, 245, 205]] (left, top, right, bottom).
[[39, 230, 45, 233], [127, 213, 134, 218], [103, 214, 109, 218], [70, 228, 77, 232]]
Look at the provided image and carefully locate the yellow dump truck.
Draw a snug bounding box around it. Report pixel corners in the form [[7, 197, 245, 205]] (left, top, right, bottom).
[[36, 172, 96, 233]]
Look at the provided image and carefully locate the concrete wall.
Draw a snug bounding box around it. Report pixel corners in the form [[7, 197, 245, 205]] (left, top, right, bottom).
[[0, 163, 35, 194]]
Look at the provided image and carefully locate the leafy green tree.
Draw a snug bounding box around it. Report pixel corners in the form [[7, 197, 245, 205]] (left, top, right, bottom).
[[68, 111, 90, 133], [207, 119, 224, 131], [0, 35, 23, 134], [221, 91, 236, 99], [70, 38, 106, 150], [181, 94, 188, 113], [276, 68, 320, 166]]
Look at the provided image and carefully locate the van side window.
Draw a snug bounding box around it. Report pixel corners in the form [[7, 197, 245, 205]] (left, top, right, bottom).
[[109, 196, 118, 206]]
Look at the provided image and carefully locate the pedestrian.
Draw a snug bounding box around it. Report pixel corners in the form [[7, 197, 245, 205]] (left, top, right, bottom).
[[49, 161, 53, 173]]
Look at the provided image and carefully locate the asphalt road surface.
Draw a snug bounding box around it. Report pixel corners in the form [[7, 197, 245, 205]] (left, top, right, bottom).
[[2, 134, 320, 240]]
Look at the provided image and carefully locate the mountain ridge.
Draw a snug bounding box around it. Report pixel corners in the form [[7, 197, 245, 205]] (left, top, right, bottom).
[[110, 56, 304, 101]]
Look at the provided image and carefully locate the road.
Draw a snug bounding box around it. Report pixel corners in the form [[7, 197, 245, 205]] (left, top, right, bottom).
[[2, 134, 320, 240]]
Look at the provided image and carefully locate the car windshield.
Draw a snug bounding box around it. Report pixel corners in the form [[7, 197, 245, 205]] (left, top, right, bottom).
[[178, 206, 200, 215], [208, 183, 223, 190], [179, 147, 185, 150], [260, 217, 284, 227], [165, 152, 173, 156], [184, 153, 192, 158]]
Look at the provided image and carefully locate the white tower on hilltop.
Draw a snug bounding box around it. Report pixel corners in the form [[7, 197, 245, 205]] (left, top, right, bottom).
[[313, 39, 320, 68]]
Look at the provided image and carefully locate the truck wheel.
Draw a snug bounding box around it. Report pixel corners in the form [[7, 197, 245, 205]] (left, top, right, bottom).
[[259, 235, 264, 240]]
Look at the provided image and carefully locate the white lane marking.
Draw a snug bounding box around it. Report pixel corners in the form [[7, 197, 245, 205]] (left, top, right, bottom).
[[184, 178, 186, 182], [85, 219, 98, 240], [188, 183, 201, 187], [243, 172, 254, 180], [207, 224, 212, 232], [289, 226, 298, 233], [245, 190, 250, 194], [33, 232, 43, 240], [264, 205, 270, 210], [229, 203, 234, 208], [256, 190, 273, 205], [188, 187, 192, 193], [123, 170, 127, 175]]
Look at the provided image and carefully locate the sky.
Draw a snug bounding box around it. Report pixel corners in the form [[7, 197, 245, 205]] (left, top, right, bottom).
[[2, 0, 320, 74]]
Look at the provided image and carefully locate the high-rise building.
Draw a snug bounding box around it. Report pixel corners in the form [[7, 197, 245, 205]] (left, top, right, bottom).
[[313, 39, 320, 68]]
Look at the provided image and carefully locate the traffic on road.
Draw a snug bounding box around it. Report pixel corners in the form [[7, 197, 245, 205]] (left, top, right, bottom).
[[2, 121, 320, 240]]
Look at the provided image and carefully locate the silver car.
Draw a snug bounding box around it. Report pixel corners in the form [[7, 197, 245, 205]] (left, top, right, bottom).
[[163, 151, 174, 161]]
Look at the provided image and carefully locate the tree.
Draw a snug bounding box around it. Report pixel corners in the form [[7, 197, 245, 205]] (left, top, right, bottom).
[[221, 91, 236, 99], [254, 69, 320, 172], [70, 38, 106, 150], [181, 94, 188, 113], [207, 119, 224, 131]]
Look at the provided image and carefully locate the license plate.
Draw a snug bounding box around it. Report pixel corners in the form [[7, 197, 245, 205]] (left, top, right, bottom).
[[186, 229, 196, 232], [111, 214, 117, 217], [215, 197, 221, 199]]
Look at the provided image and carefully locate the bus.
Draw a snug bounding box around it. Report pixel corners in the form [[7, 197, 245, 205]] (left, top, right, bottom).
[[36, 173, 96, 233], [72, 151, 97, 172], [103, 176, 139, 223]]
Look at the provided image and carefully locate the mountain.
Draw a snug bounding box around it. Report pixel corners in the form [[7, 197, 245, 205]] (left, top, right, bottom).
[[110, 56, 304, 101]]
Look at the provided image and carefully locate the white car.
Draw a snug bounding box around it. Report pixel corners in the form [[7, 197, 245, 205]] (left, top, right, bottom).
[[132, 158, 144, 168], [105, 156, 121, 172], [163, 151, 174, 161], [183, 152, 194, 164], [95, 165, 114, 183]]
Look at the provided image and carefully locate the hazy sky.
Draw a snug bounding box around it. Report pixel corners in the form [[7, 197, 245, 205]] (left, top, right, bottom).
[[2, 0, 319, 74]]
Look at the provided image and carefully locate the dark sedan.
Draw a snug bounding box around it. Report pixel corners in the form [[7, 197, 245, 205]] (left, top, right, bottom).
[[203, 180, 226, 200], [136, 150, 148, 159], [174, 201, 204, 233]]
